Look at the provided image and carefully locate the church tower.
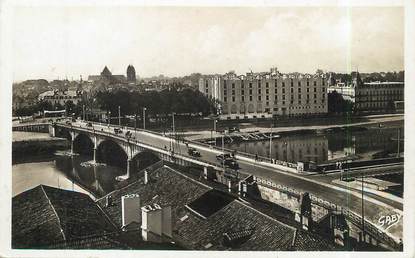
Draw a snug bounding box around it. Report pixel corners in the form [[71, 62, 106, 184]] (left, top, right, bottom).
[[127, 65, 136, 82]]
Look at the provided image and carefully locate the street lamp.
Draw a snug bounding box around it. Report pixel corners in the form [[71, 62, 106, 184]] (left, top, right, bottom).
[[269, 123, 273, 163], [143, 107, 147, 130], [118, 106, 121, 127], [108, 111, 111, 127]]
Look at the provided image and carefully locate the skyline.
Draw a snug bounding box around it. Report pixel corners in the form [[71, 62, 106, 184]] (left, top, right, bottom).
[[12, 6, 404, 81]]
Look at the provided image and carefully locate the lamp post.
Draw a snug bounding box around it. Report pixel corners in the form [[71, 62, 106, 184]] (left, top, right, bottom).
[[143, 107, 147, 130], [269, 123, 273, 162], [118, 106, 121, 127], [108, 111, 111, 127], [361, 173, 365, 243]]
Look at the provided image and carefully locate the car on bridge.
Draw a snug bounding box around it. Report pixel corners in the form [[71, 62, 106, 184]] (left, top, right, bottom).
[[224, 158, 239, 169], [65, 121, 72, 125], [188, 147, 201, 157], [114, 128, 123, 134], [216, 153, 231, 161], [86, 122, 93, 127]]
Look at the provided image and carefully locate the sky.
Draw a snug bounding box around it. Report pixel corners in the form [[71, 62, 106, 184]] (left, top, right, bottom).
[[11, 6, 404, 81]]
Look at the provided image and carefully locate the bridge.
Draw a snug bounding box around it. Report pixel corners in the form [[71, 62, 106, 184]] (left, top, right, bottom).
[[38, 120, 403, 249]]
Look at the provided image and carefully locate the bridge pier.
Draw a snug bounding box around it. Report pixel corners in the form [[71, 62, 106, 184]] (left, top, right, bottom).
[[116, 158, 133, 181], [93, 148, 97, 164]]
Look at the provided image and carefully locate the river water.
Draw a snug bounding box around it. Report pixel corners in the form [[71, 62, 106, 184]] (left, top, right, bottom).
[[12, 153, 126, 199], [225, 126, 404, 164]]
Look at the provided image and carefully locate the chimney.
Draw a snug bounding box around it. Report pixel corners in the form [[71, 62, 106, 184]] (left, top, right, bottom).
[[141, 203, 172, 242], [121, 194, 141, 229], [144, 170, 149, 184]]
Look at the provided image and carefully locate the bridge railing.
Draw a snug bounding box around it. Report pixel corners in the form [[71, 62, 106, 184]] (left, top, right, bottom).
[[254, 175, 401, 250], [82, 121, 298, 169]]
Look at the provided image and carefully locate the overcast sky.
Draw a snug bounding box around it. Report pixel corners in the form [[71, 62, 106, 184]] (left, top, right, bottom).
[[12, 6, 403, 81]]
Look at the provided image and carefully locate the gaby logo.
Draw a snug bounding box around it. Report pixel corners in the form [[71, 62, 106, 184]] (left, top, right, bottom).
[[378, 214, 401, 230]]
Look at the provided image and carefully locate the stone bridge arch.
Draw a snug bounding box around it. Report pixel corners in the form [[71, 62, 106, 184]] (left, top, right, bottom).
[[96, 139, 129, 169]]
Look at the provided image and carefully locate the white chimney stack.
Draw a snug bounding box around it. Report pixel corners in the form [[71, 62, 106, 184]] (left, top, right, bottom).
[[144, 170, 149, 184], [121, 194, 141, 229], [141, 203, 172, 242]]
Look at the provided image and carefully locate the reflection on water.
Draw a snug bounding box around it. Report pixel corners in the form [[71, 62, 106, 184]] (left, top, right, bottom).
[[226, 127, 404, 164], [12, 154, 126, 198]]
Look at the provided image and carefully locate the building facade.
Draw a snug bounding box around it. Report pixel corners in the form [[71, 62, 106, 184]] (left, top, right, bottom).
[[354, 81, 404, 113], [38, 89, 83, 106], [199, 69, 328, 119]]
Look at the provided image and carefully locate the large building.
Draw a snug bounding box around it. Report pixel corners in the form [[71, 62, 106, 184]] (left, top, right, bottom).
[[327, 72, 404, 113], [199, 68, 328, 120], [88, 66, 127, 83], [38, 89, 83, 106], [354, 81, 404, 113]]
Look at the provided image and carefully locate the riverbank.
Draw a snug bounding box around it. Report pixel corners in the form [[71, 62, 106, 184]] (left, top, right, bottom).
[[12, 132, 69, 163]]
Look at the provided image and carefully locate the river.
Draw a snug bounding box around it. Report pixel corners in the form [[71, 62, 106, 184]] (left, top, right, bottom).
[[225, 126, 404, 164], [12, 153, 126, 199]]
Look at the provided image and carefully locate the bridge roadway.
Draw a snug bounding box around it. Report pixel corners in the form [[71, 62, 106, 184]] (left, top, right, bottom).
[[59, 121, 403, 243]]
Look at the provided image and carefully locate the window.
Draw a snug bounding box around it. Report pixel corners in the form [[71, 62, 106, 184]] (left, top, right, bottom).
[[224, 97, 227, 102], [282, 95, 285, 100], [266, 95, 269, 100], [275, 88, 277, 94], [266, 89, 269, 94], [314, 88, 317, 92], [307, 80, 309, 86], [249, 96, 253, 101], [282, 88, 285, 94], [205, 89, 208, 94], [291, 88, 294, 93], [322, 87, 325, 92], [298, 81, 301, 87], [283, 101, 285, 105], [224, 90, 227, 95], [258, 80, 261, 88], [282, 82, 285, 87], [274, 95, 277, 101], [290, 79, 293, 87], [266, 82, 269, 88], [242, 96, 245, 101], [307, 88, 310, 93], [322, 80, 325, 86], [313, 81, 317, 86], [314, 94, 317, 98], [249, 83, 252, 88], [232, 90, 235, 95], [258, 89, 262, 94], [299, 88, 301, 93], [298, 94, 301, 99], [249, 89, 253, 95], [241, 90, 245, 95], [232, 96, 235, 102], [298, 100, 302, 104], [258, 96, 262, 101], [232, 83, 235, 88], [241, 81, 244, 88], [224, 81, 227, 88]]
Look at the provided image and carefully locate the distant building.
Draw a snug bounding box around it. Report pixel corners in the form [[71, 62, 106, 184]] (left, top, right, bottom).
[[88, 66, 127, 83], [38, 89, 83, 106], [199, 68, 328, 120], [355, 81, 404, 113], [327, 72, 404, 113], [127, 65, 136, 82]]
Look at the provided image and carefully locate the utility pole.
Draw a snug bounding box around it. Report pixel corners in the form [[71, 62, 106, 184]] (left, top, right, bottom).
[[361, 173, 365, 243], [108, 111, 111, 127], [222, 133, 225, 172], [269, 123, 273, 162], [143, 107, 147, 130], [397, 127, 400, 158], [118, 106, 121, 127], [82, 105, 85, 121], [214, 119, 217, 147]]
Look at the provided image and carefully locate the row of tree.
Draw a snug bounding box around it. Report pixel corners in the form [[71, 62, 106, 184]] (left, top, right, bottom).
[[96, 88, 216, 117]]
